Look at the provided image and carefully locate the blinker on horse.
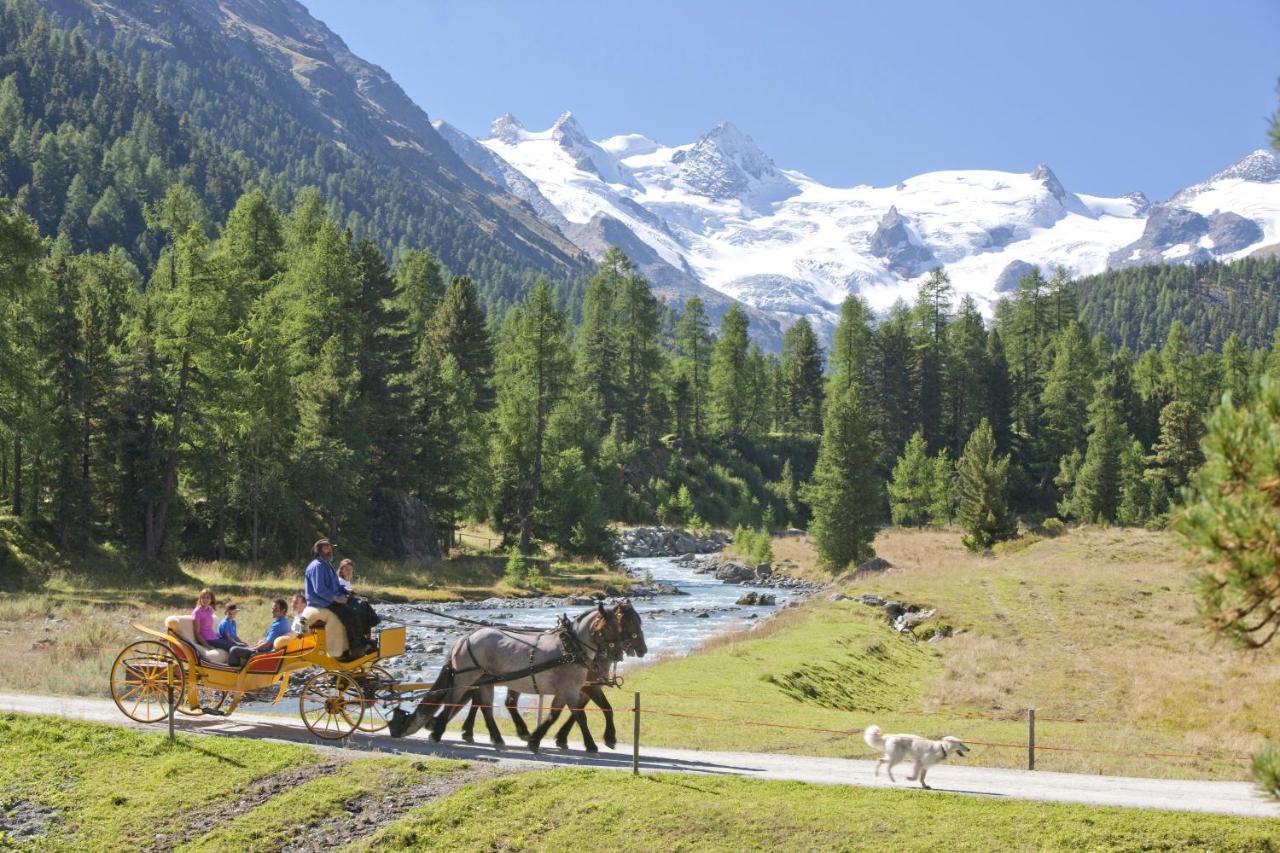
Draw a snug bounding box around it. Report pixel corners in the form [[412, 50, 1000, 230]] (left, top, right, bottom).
[[389, 601, 646, 754]]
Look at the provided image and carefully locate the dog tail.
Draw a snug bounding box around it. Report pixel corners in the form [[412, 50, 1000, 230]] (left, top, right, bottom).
[[863, 724, 884, 751]]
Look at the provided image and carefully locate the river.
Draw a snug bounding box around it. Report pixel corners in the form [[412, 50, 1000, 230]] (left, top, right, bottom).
[[373, 554, 804, 697]]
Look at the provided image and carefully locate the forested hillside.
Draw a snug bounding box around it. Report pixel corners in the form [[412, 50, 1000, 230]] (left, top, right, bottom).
[[0, 0, 589, 308], [1075, 255, 1280, 352]]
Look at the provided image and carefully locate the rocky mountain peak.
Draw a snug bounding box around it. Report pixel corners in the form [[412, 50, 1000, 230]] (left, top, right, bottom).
[[550, 110, 593, 149], [670, 121, 791, 205], [1210, 149, 1280, 184], [489, 113, 524, 144]]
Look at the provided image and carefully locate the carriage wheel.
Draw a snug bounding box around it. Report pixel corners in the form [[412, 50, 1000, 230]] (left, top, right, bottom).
[[110, 641, 185, 724], [354, 666, 395, 733], [299, 671, 365, 740], [176, 681, 230, 717]]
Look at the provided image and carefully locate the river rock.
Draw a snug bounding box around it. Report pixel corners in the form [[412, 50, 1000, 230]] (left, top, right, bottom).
[[715, 562, 755, 582], [854, 557, 893, 576], [736, 592, 758, 605]]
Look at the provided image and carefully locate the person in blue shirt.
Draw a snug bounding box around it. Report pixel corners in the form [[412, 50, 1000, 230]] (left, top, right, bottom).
[[217, 603, 245, 647], [250, 598, 293, 652], [304, 539, 372, 661]]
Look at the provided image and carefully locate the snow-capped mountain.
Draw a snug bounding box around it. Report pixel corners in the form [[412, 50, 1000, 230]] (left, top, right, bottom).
[[441, 112, 1280, 339]]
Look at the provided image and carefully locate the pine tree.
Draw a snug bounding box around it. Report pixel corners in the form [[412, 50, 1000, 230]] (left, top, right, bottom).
[[1176, 376, 1280, 648], [984, 329, 1013, 453], [575, 259, 619, 430], [781, 318, 825, 434], [675, 295, 712, 439], [428, 276, 494, 412], [1040, 321, 1097, 461], [872, 301, 918, 458], [1116, 439, 1153, 527], [914, 268, 953, 450], [395, 249, 445, 344], [956, 419, 1015, 550], [1061, 371, 1131, 523], [828, 295, 874, 395], [1144, 399, 1204, 502], [1220, 332, 1251, 404], [929, 451, 955, 525], [709, 305, 751, 438], [803, 382, 881, 570], [888, 430, 934, 527], [945, 295, 988, 457], [491, 279, 572, 553], [611, 253, 663, 442]]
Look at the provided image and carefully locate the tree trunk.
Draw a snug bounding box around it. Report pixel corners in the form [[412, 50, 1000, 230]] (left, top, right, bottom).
[[11, 437, 21, 516]]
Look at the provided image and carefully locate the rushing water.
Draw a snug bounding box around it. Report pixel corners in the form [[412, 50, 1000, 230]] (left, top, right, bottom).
[[248, 553, 802, 715], [378, 555, 801, 686]]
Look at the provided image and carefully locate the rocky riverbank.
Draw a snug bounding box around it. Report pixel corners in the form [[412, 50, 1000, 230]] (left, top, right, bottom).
[[671, 552, 825, 593], [615, 526, 730, 558]]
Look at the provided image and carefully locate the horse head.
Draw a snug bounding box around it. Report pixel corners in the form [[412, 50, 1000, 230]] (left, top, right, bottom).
[[584, 602, 624, 662], [613, 599, 647, 658]]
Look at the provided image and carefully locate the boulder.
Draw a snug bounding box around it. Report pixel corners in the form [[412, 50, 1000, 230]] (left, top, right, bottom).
[[758, 593, 776, 606], [856, 593, 886, 607], [882, 600, 906, 620], [736, 592, 759, 605], [854, 557, 893, 576], [368, 489, 442, 560], [715, 562, 755, 583]]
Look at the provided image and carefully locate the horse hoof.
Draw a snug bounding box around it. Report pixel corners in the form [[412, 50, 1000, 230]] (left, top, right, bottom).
[[584, 744, 599, 754], [555, 739, 568, 750], [460, 732, 474, 744], [527, 742, 540, 754], [491, 738, 505, 749], [604, 737, 617, 750]]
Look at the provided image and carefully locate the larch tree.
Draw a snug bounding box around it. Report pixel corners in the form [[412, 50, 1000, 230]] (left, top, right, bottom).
[[804, 382, 882, 570], [955, 418, 1015, 551]]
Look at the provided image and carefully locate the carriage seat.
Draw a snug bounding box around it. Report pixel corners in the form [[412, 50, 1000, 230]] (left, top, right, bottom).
[[164, 615, 231, 666], [300, 606, 348, 659]]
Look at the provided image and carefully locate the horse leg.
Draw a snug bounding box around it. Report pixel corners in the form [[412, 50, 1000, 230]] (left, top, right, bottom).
[[525, 700, 564, 754], [571, 693, 598, 753], [429, 686, 468, 743], [505, 690, 532, 742], [588, 685, 616, 749], [460, 689, 480, 743], [553, 703, 575, 750], [476, 686, 505, 748]]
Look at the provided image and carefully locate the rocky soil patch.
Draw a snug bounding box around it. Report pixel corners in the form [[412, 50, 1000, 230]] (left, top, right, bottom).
[[280, 763, 510, 852], [830, 592, 951, 642], [0, 799, 61, 844]]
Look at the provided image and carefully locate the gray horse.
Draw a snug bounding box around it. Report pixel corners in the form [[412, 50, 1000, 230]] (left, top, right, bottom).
[[389, 605, 639, 753], [460, 600, 647, 750]]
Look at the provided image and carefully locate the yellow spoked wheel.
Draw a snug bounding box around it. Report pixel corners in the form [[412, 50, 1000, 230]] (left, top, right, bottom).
[[299, 671, 364, 740], [176, 680, 230, 716], [355, 666, 395, 733], [110, 641, 184, 724]]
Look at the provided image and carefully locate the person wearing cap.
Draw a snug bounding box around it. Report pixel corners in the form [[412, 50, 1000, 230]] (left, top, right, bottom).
[[303, 539, 370, 661], [217, 603, 246, 647]]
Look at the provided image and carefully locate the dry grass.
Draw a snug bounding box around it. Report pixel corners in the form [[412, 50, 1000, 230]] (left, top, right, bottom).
[[766, 532, 833, 583], [628, 526, 1279, 779], [0, 549, 628, 699]]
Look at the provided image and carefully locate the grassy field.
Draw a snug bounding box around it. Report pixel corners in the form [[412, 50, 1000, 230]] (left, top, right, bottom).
[[0, 713, 466, 850], [0, 515, 627, 698], [624, 526, 1279, 780], [361, 767, 1280, 852], [3, 715, 1276, 852]]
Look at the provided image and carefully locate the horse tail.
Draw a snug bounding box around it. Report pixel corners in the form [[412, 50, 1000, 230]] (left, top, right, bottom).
[[863, 724, 884, 751], [416, 659, 456, 716]]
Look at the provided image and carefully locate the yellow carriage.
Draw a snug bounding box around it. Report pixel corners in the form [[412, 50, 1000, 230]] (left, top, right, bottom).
[[108, 615, 410, 740]]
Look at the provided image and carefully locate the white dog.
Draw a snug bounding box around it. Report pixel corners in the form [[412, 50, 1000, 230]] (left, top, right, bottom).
[[863, 724, 970, 789]]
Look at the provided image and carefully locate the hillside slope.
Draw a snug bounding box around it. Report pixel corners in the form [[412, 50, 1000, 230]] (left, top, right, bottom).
[[25, 0, 588, 300]]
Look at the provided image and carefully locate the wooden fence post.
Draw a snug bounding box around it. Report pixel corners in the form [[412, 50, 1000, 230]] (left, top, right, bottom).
[[1027, 708, 1036, 770], [632, 692, 641, 776]]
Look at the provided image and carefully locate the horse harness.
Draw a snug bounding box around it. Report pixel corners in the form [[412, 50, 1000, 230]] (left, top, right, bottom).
[[450, 615, 613, 691]]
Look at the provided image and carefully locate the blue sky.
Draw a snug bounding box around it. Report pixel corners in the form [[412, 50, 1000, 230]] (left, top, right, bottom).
[[300, 0, 1280, 200]]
